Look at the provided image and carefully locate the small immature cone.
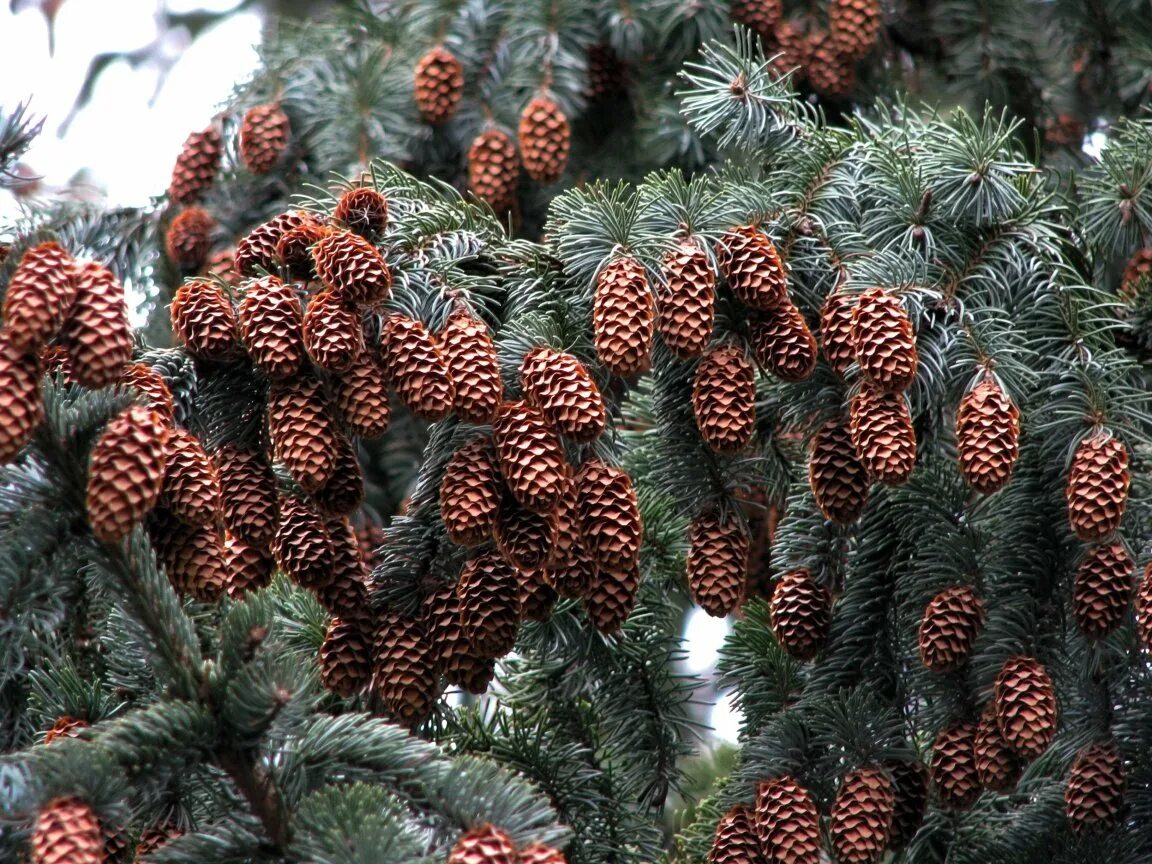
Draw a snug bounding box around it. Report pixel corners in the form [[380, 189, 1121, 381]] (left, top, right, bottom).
[[573, 460, 642, 573], [593, 257, 655, 378], [237, 275, 305, 379], [413, 46, 464, 124], [165, 207, 214, 271], [239, 103, 290, 174], [885, 760, 928, 849], [457, 550, 521, 658], [495, 494, 556, 570], [993, 656, 1057, 762], [86, 406, 169, 543], [373, 610, 439, 728], [170, 279, 237, 361], [168, 125, 222, 204], [754, 775, 821, 864], [333, 350, 391, 438], [267, 375, 338, 492], [808, 417, 870, 524], [303, 289, 363, 373], [829, 767, 895, 864], [160, 428, 221, 527], [1073, 540, 1134, 640], [121, 362, 175, 423], [693, 344, 757, 454], [468, 128, 520, 213], [849, 385, 916, 484], [930, 720, 980, 809], [851, 287, 918, 393], [657, 240, 716, 359], [819, 289, 857, 376], [312, 435, 365, 517], [1066, 431, 1130, 541], [749, 300, 817, 382], [272, 494, 333, 594], [0, 334, 44, 465], [492, 400, 569, 513], [917, 585, 985, 673], [424, 582, 497, 694], [955, 377, 1020, 494], [974, 703, 1020, 793], [1065, 740, 1125, 833], [223, 535, 275, 598], [584, 559, 641, 633], [236, 210, 317, 277], [60, 261, 133, 388], [333, 186, 388, 239], [519, 842, 568, 864], [32, 796, 103, 864], [312, 228, 392, 306], [769, 568, 832, 661], [520, 346, 606, 443], [320, 613, 373, 697], [215, 446, 278, 548], [3, 241, 76, 354], [715, 225, 788, 311], [687, 510, 748, 617], [518, 95, 571, 183], [545, 484, 597, 599], [381, 315, 455, 421], [440, 436, 503, 547], [447, 825, 517, 864], [439, 309, 503, 425], [708, 804, 760, 864]]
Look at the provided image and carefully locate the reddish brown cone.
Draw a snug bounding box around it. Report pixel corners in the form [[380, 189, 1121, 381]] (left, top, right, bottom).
[[917, 585, 985, 673], [584, 559, 641, 634], [518, 566, 558, 622], [545, 485, 597, 599], [381, 314, 455, 421], [1066, 431, 1130, 541], [272, 494, 333, 593], [121, 363, 175, 423], [994, 656, 1057, 762], [975, 704, 1021, 793], [1065, 741, 1125, 833], [3, 241, 76, 353], [808, 418, 870, 524], [223, 535, 274, 598], [1073, 540, 1134, 640], [267, 375, 338, 492], [956, 377, 1020, 494], [657, 240, 716, 359], [754, 775, 820, 864], [851, 287, 918, 393], [439, 309, 503, 424], [170, 279, 237, 361], [447, 825, 517, 864], [374, 610, 439, 727], [424, 582, 497, 694], [467, 128, 520, 213], [303, 289, 363, 373], [235, 210, 317, 277], [414, 47, 464, 124], [168, 125, 222, 204], [165, 207, 214, 271], [749, 301, 817, 382], [160, 428, 221, 527], [215, 446, 278, 549], [828, 0, 882, 60], [520, 346, 606, 442], [829, 767, 895, 864], [333, 350, 391, 438], [819, 290, 857, 376], [931, 720, 980, 809], [519, 842, 568, 864], [457, 550, 521, 658], [60, 261, 132, 389], [1137, 561, 1152, 651], [312, 228, 392, 306], [687, 510, 748, 617], [492, 400, 569, 513], [708, 804, 760, 864], [573, 460, 642, 573], [770, 569, 832, 661], [495, 494, 556, 570], [0, 334, 44, 465], [86, 406, 169, 543], [693, 344, 757, 454], [440, 436, 502, 547], [239, 103, 290, 174], [237, 275, 305, 379], [32, 796, 103, 864], [151, 514, 227, 601], [320, 613, 372, 697], [849, 385, 916, 484], [593, 257, 654, 378], [730, 0, 783, 38], [275, 219, 331, 281], [313, 435, 365, 517], [716, 226, 788, 311], [333, 186, 388, 239], [518, 96, 570, 183]]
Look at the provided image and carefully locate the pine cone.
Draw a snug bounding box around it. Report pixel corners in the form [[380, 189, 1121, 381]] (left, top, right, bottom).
[[716, 226, 788, 311], [1073, 540, 1134, 640], [313, 435, 365, 517], [828, 0, 882, 60], [151, 515, 227, 601], [749, 300, 817, 382], [170, 279, 237, 361], [708, 804, 760, 864], [584, 44, 626, 100], [584, 559, 641, 633], [414, 46, 464, 124], [1121, 246, 1152, 302], [60, 261, 132, 389], [303, 289, 363, 373], [519, 842, 568, 864], [0, 335, 43, 465], [851, 287, 917, 393], [754, 775, 820, 864], [333, 350, 391, 438], [808, 418, 869, 525], [849, 385, 916, 484], [447, 825, 517, 864], [993, 656, 1057, 762], [165, 207, 214, 271], [467, 128, 520, 213], [520, 346, 606, 443], [492, 400, 569, 513], [223, 535, 274, 598], [160, 428, 221, 527], [917, 585, 985, 673], [885, 760, 927, 849], [1066, 431, 1129, 541], [206, 247, 239, 285], [381, 314, 455, 421], [275, 219, 331, 281], [319, 613, 372, 697], [930, 720, 980, 809], [519, 566, 558, 622], [121, 362, 175, 422], [829, 767, 895, 864], [3, 241, 76, 353], [32, 796, 103, 864], [956, 377, 1020, 494], [495, 493, 556, 569], [730, 0, 782, 38], [687, 510, 748, 617], [439, 309, 503, 425], [1065, 741, 1125, 833], [769, 569, 831, 661], [168, 125, 222, 204], [215, 446, 278, 548], [267, 375, 337, 492], [975, 703, 1020, 793], [86, 406, 169, 543], [1137, 561, 1152, 651], [356, 512, 386, 569], [374, 610, 439, 728], [573, 460, 641, 573], [457, 550, 521, 658], [43, 715, 88, 745], [692, 344, 757, 454], [134, 824, 183, 859], [272, 494, 334, 593], [440, 436, 503, 547], [236, 210, 317, 277], [316, 516, 370, 619], [239, 103, 290, 174], [424, 582, 497, 694], [312, 228, 392, 306], [770, 19, 813, 79], [813, 295, 852, 384], [518, 96, 570, 184], [544, 486, 597, 599], [593, 257, 654, 378], [806, 29, 857, 98], [237, 275, 305, 379], [333, 186, 388, 239], [657, 240, 716, 359], [41, 344, 74, 383]]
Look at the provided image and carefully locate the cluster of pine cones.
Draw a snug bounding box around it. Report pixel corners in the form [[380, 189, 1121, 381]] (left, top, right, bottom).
[[28, 794, 180, 864]]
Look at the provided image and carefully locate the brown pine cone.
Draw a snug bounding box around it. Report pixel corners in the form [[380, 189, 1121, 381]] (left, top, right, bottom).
[[956, 377, 1020, 494], [447, 825, 517, 864], [312, 228, 392, 306], [235, 210, 317, 277], [851, 287, 917, 393], [424, 582, 497, 694], [223, 534, 275, 598], [168, 125, 222, 204], [584, 559, 640, 633], [121, 362, 175, 423], [467, 128, 520, 213], [520, 346, 606, 443], [215, 445, 278, 548], [492, 400, 569, 513], [374, 610, 439, 728], [708, 804, 760, 864], [165, 207, 215, 271], [495, 494, 556, 570], [828, 0, 882, 59], [160, 428, 221, 527], [808, 417, 870, 524], [519, 842, 568, 864], [3, 241, 76, 353], [730, 0, 782, 38], [687, 510, 748, 617], [320, 613, 373, 697], [134, 824, 183, 859], [439, 309, 503, 425], [657, 240, 716, 359], [886, 760, 928, 849], [1065, 740, 1125, 833], [317, 516, 370, 619], [303, 289, 363, 373], [993, 656, 1057, 762], [545, 483, 597, 599], [313, 435, 365, 517], [170, 279, 237, 361], [60, 261, 132, 389], [829, 767, 895, 864], [440, 436, 503, 547], [716, 225, 788, 311], [380, 314, 455, 421], [573, 460, 642, 573], [770, 19, 814, 79], [769, 568, 831, 661], [1066, 431, 1129, 541], [414, 46, 464, 124], [806, 29, 858, 98], [749, 300, 817, 382], [754, 775, 820, 864], [1073, 540, 1134, 640], [457, 550, 521, 658], [333, 350, 391, 438], [237, 275, 305, 379], [0, 334, 44, 465], [333, 186, 388, 239], [272, 494, 333, 593], [931, 720, 980, 809], [151, 514, 227, 601], [584, 43, 626, 101], [594, 256, 655, 378], [1137, 561, 1152, 651], [86, 406, 169, 543], [206, 247, 239, 285], [519, 566, 559, 622], [239, 103, 290, 174], [32, 796, 103, 864], [1121, 246, 1152, 302], [849, 385, 916, 484], [819, 289, 857, 376], [267, 375, 338, 492], [974, 703, 1020, 793], [275, 220, 331, 282], [917, 585, 985, 673], [693, 343, 757, 454], [518, 96, 570, 183]]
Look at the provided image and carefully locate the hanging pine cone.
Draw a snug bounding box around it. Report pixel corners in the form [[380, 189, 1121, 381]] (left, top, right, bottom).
[[994, 656, 1057, 762], [267, 375, 338, 492], [468, 128, 520, 213], [806, 29, 858, 98], [235, 210, 317, 277], [830, 767, 895, 864], [313, 436, 365, 517], [373, 610, 439, 728], [584, 43, 626, 101], [716, 225, 788, 311], [1065, 741, 1125, 833], [584, 559, 641, 633], [519, 842, 568, 864], [769, 568, 832, 662], [165, 207, 215, 271], [413, 46, 464, 124], [424, 582, 497, 694], [312, 228, 392, 306], [828, 0, 882, 60], [223, 535, 274, 598], [956, 377, 1020, 494], [206, 247, 239, 284], [215, 446, 278, 549], [333, 350, 391, 438], [851, 287, 918, 393], [170, 279, 237, 361], [518, 96, 570, 184], [168, 125, 222, 204], [1137, 561, 1152, 651], [687, 510, 748, 617], [3, 241, 75, 354], [749, 300, 817, 382], [917, 585, 985, 673], [495, 493, 556, 570], [930, 720, 980, 809], [1120, 247, 1152, 302], [316, 516, 370, 619], [237, 275, 305, 379], [152, 515, 227, 601], [808, 418, 870, 525], [275, 219, 330, 281], [239, 103, 290, 174], [708, 804, 760, 864], [0, 335, 44, 465], [849, 385, 916, 484], [519, 566, 558, 622], [692, 344, 757, 454], [885, 760, 927, 850], [545, 484, 597, 599], [333, 186, 388, 239], [457, 550, 521, 658], [593, 256, 655, 378], [754, 775, 821, 864], [303, 289, 363, 373], [492, 400, 569, 513], [59, 261, 132, 389], [272, 494, 333, 593], [86, 406, 169, 543], [975, 704, 1020, 793], [447, 825, 517, 864], [730, 0, 782, 38], [520, 346, 606, 442], [319, 613, 372, 698], [770, 19, 813, 79], [573, 460, 642, 573], [41, 344, 74, 383], [440, 436, 502, 547], [121, 362, 175, 422], [1073, 540, 1135, 640], [1066, 431, 1130, 541], [160, 428, 221, 527], [657, 240, 716, 359], [819, 289, 856, 376], [381, 314, 455, 421], [439, 309, 503, 424], [32, 796, 103, 864]]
